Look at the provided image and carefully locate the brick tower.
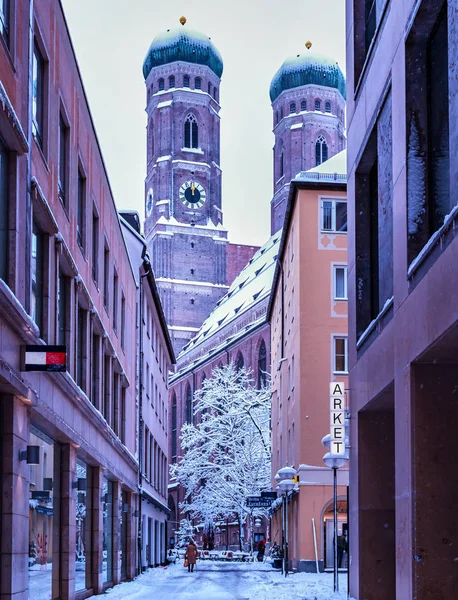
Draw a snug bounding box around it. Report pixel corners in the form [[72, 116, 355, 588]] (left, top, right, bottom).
[[270, 44, 346, 233], [143, 19, 228, 355]]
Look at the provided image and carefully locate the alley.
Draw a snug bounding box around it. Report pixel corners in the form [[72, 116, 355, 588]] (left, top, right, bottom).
[[88, 563, 349, 600]]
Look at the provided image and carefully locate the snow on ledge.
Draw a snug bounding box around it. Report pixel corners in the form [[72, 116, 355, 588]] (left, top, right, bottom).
[[157, 100, 172, 108], [356, 296, 394, 349], [290, 122, 303, 130], [156, 155, 171, 163]]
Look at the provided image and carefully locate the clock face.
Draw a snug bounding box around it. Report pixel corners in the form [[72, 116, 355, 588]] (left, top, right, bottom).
[[146, 188, 154, 216], [179, 181, 206, 209]]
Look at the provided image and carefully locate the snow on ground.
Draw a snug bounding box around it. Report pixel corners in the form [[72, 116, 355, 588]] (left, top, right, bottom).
[[88, 561, 354, 600]]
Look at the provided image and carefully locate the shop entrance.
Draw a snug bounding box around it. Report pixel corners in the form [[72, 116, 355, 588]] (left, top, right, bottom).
[[323, 499, 348, 570]]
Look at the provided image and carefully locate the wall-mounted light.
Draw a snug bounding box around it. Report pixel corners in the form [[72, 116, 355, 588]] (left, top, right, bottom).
[[72, 478, 87, 491], [133, 509, 140, 518], [43, 478, 53, 491], [122, 503, 129, 513], [19, 446, 40, 465]]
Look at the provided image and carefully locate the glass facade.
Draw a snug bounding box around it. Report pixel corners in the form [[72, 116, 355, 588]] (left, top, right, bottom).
[[102, 478, 113, 583], [75, 460, 91, 591], [28, 428, 56, 600]]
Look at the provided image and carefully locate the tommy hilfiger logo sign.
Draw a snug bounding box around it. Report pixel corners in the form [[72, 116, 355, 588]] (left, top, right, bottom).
[[23, 345, 67, 372]]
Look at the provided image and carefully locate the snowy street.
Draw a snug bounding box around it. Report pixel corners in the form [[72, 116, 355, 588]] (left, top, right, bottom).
[[88, 562, 350, 600]]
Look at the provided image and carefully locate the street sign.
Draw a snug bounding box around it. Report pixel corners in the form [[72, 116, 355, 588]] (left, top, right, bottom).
[[246, 496, 273, 508], [261, 491, 277, 499]]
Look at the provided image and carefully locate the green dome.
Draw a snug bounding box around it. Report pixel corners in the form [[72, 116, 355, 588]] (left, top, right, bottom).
[[270, 52, 346, 102], [142, 26, 223, 80]]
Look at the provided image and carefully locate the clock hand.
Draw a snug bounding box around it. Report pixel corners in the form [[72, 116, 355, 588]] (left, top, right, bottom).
[[191, 183, 195, 196]]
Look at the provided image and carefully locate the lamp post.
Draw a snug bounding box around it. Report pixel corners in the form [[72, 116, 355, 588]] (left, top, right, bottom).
[[275, 465, 297, 577]]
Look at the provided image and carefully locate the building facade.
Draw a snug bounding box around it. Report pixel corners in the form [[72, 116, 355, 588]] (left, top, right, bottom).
[[0, 2, 139, 598], [346, 0, 457, 598], [268, 153, 348, 572], [270, 48, 346, 233], [120, 213, 175, 570]]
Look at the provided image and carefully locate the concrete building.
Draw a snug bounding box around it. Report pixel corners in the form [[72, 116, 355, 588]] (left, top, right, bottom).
[[270, 47, 346, 233], [120, 212, 175, 569], [0, 1, 139, 598], [346, 0, 457, 598], [268, 152, 348, 571]]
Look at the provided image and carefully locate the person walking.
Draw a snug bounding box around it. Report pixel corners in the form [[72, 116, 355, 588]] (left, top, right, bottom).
[[185, 539, 198, 573], [256, 538, 266, 562]]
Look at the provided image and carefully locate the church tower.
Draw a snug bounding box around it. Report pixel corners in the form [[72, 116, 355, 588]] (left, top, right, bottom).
[[143, 19, 228, 355], [269, 45, 346, 233]]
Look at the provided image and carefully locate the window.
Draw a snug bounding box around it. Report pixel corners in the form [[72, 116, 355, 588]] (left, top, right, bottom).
[[113, 269, 118, 331], [31, 221, 44, 330], [275, 111, 279, 124], [184, 114, 198, 149], [183, 74, 190, 87], [195, 77, 201, 89], [58, 114, 68, 206], [334, 266, 348, 300], [280, 106, 284, 120], [334, 337, 348, 373], [289, 102, 296, 114], [103, 243, 109, 309], [77, 305, 86, 391], [32, 41, 45, 148], [0, 0, 9, 45], [280, 151, 284, 178], [301, 100, 307, 111], [315, 135, 328, 165], [236, 352, 244, 371], [158, 78, 164, 91], [171, 395, 177, 461], [77, 167, 85, 250], [315, 99, 321, 111], [213, 86, 217, 100], [57, 270, 67, 346], [121, 293, 126, 350], [0, 138, 8, 281], [325, 101, 331, 113], [92, 333, 100, 408], [208, 81, 211, 94], [321, 199, 347, 232], [258, 339, 267, 388], [185, 385, 192, 424], [169, 75, 175, 88], [92, 209, 99, 283]]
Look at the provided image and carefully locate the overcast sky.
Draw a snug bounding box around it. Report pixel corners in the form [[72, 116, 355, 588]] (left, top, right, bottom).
[[62, 0, 345, 246]]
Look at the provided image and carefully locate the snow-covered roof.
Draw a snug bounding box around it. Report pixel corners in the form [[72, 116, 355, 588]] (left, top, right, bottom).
[[294, 149, 347, 184], [176, 231, 281, 360]]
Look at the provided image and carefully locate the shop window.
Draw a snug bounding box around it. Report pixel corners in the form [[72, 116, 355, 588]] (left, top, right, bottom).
[[28, 428, 56, 599], [75, 460, 91, 591], [102, 478, 114, 583], [119, 490, 128, 579]]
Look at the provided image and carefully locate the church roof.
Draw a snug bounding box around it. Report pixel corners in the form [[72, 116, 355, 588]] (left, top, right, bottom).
[[142, 26, 223, 80], [175, 231, 281, 363], [270, 51, 346, 102]]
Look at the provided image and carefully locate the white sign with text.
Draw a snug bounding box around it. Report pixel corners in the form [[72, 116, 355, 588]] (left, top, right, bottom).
[[330, 382, 345, 456]]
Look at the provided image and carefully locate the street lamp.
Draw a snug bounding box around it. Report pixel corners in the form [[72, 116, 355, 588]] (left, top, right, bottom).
[[275, 465, 297, 577]]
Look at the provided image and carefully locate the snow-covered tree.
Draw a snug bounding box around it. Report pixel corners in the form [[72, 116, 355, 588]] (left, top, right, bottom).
[[170, 363, 271, 550], [175, 518, 197, 547]]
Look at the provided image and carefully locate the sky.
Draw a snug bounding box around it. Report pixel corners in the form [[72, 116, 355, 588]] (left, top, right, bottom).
[[62, 0, 346, 246]]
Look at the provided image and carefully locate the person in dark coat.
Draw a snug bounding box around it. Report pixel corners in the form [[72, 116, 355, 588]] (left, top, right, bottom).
[[257, 538, 266, 561], [185, 540, 198, 572], [337, 533, 347, 568]]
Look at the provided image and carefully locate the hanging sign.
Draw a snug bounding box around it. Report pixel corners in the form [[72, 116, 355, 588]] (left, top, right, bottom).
[[24, 345, 67, 372], [330, 382, 345, 456]]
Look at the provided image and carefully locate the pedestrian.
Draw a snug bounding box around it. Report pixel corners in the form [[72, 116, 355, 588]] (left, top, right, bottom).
[[185, 539, 198, 573], [256, 538, 266, 562], [337, 533, 347, 568]]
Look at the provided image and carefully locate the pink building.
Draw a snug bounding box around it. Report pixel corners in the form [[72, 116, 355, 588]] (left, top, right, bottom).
[[268, 152, 348, 571], [346, 0, 457, 598]]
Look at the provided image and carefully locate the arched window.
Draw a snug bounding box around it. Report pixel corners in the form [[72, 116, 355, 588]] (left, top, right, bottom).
[[301, 100, 307, 112], [171, 393, 177, 462], [195, 77, 201, 89], [158, 78, 164, 91], [236, 352, 244, 371], [184, 114, 198, 149], [169, 75, 175, 88], [289, 102, 296, 114], [315, 99, 321, 111], [200, 374, 207, 415], [208, 81, 211, 94], [325, 101, 331, 113], [149, 118, 154, 160], [280, 151, 284, 178], [213, 86, 217, 100], [183, 74, 190, 87], [258, 339, 267, 388], [315, 135, 328, 166], [185, 385, 193, 424]]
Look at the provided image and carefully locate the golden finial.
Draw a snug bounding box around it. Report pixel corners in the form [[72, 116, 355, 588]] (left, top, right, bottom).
[[305, 41, 312, 50], [179, 16, 187, 26]]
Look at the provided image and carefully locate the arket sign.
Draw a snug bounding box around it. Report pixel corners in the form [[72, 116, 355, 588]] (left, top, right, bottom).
[[330, 382, 345, 456]]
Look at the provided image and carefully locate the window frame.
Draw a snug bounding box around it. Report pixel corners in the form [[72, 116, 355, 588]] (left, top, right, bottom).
[[325, 101, 331, 113], [333, 336, 348, 374], [334, 265, 348, 300], [315, 134, 328, 166], [183, 74, 190, 88], [0, 137, 9, 282], [32, 39, 45, 149], [58, 105, 70, 209], [168, 75, 175, 89], [301, 100, 307, 112], [158, 78, 164, 91], [195, 77, 201, 89], [77, 161, 86, 253], [320, 198, 348, 233], [289, 102, 296, 114], [315, 99, 321, 111], [0, 0, 9, 46]]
